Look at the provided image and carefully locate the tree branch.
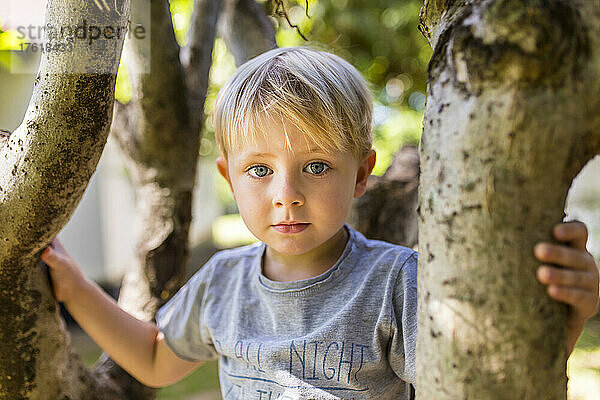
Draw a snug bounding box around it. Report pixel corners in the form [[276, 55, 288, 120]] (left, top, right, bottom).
[[0, 0, 129, 397], [0, 0, 128, 264], [220, 0, 277, 66], [98, 1, 205, 396], [417, 0, 600, 397], [0, 130, 10, 150], [355, 145, 419, 248], [418, 0, 461, 49], [113, 0, 194, 176], [181, 0, 223, 134]]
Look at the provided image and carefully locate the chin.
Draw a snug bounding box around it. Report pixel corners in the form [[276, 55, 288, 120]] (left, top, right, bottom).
[[272, 245, 311, 256], [269, 239, 317, 256]]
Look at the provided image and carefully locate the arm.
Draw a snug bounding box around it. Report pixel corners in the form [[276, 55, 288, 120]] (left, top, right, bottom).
[[534, 222, 600, 355], [41, 239, 202, 387]]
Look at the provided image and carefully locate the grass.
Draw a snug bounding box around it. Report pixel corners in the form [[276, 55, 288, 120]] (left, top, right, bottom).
[[568, 319, 600, 400], [158, 361, 221, 400]]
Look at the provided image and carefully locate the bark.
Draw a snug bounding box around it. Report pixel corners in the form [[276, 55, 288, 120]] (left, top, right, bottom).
[[181, 0, 224, 134], [220, 0, 277, 65], [416, 0, 600, 399], [0, 0, 129, 398], [96, 0, 277, 396], [0, 130, 10, 149], [355, 145, 419, 248]]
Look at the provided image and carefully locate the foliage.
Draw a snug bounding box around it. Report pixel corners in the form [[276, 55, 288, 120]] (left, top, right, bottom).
[[271, 0, 431, 174], [0, 27, 25, 71], [122, 0, 431, 212], [169, 0, 195, 46], [272, 0, 431, 105], [75, 335, 221, 400], [372, 107, 422, 175], [114, 60, 132, 104], [567, 321, 600, 399]]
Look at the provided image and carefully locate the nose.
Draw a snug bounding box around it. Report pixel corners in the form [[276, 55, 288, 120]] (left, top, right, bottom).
[[272, 175, 305, 208]]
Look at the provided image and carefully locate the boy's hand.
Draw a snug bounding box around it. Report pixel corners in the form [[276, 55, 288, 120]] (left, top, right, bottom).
[[534, 221, 600, 354], [40, 238, 87, 304]]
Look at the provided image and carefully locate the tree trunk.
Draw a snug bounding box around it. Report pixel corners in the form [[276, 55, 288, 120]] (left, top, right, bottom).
[[94, 0, 277, 398], [94, 0, 221, 398], [0, 0, 129, 398], [0, 0, 290, 397], [355, 144, 419, 248], [416, 0, 600, 398], [220, 0, 277, 66]]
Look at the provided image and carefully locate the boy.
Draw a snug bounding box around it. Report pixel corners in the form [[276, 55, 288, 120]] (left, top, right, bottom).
[[42, 47, 599, 399]]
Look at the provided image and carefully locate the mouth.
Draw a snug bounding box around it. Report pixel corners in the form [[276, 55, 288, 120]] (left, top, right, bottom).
[[272, 222, 310, 234]]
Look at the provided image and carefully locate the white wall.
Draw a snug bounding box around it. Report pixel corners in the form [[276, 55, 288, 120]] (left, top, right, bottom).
[[567, 155, 600, 258]]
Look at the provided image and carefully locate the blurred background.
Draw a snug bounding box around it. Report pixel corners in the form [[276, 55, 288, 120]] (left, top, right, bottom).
[[1, 0, 599, 399]]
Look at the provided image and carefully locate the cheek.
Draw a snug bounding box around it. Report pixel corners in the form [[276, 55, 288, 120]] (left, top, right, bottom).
[[315, 182, 354, 214], [232, 184, 266, 215]]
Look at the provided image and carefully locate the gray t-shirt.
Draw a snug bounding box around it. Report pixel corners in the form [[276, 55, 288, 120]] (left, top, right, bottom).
[[156, 224, 417, 399]]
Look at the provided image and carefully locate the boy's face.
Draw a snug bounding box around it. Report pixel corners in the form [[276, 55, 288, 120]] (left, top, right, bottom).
[[216, 117, 376, 258]]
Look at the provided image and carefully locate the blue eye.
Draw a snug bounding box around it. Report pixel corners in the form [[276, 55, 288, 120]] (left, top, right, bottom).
[[305, 162, 330, 175], [247, 165, 271, 178]]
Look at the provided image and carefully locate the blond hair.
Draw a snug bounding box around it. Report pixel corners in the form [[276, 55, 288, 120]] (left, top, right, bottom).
[[213, 47, 373, 160]]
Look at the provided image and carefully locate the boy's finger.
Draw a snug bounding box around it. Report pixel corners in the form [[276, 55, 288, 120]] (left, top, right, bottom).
[[41, 246, 62, 265], [547, 285, 597, 309], [534, 243, 595, 270], [41, 246, 54, 262], [554, 221, 588, 250], [538, 266, 598, 291], [51, 238, 66, 252]]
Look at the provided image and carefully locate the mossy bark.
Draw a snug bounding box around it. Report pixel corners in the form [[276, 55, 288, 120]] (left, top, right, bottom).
[[0, 0, 129, 398], [417, 0, 600, 398]]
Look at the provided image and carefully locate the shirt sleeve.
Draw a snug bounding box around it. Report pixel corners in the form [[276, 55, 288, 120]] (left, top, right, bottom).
[[156, 256, 219, 362], [388, 251, 418, 385]]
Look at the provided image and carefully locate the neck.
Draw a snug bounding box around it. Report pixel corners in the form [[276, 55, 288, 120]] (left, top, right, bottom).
[[263, 226, 349, 282]]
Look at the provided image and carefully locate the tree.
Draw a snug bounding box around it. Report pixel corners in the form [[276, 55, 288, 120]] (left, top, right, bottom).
[[276, 0, 430, 174], [0, 0, 274, 398], [416, 0, 600, 398], [95, 0, 274, 398], [0, 0, 129, 397], [355, 144, 419, 248], [287, 0, 430, 108]]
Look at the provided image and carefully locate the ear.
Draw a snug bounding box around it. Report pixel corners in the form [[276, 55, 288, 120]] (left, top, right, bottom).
[[216, 156, 234, 195], [354, 149, 376, 198]]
